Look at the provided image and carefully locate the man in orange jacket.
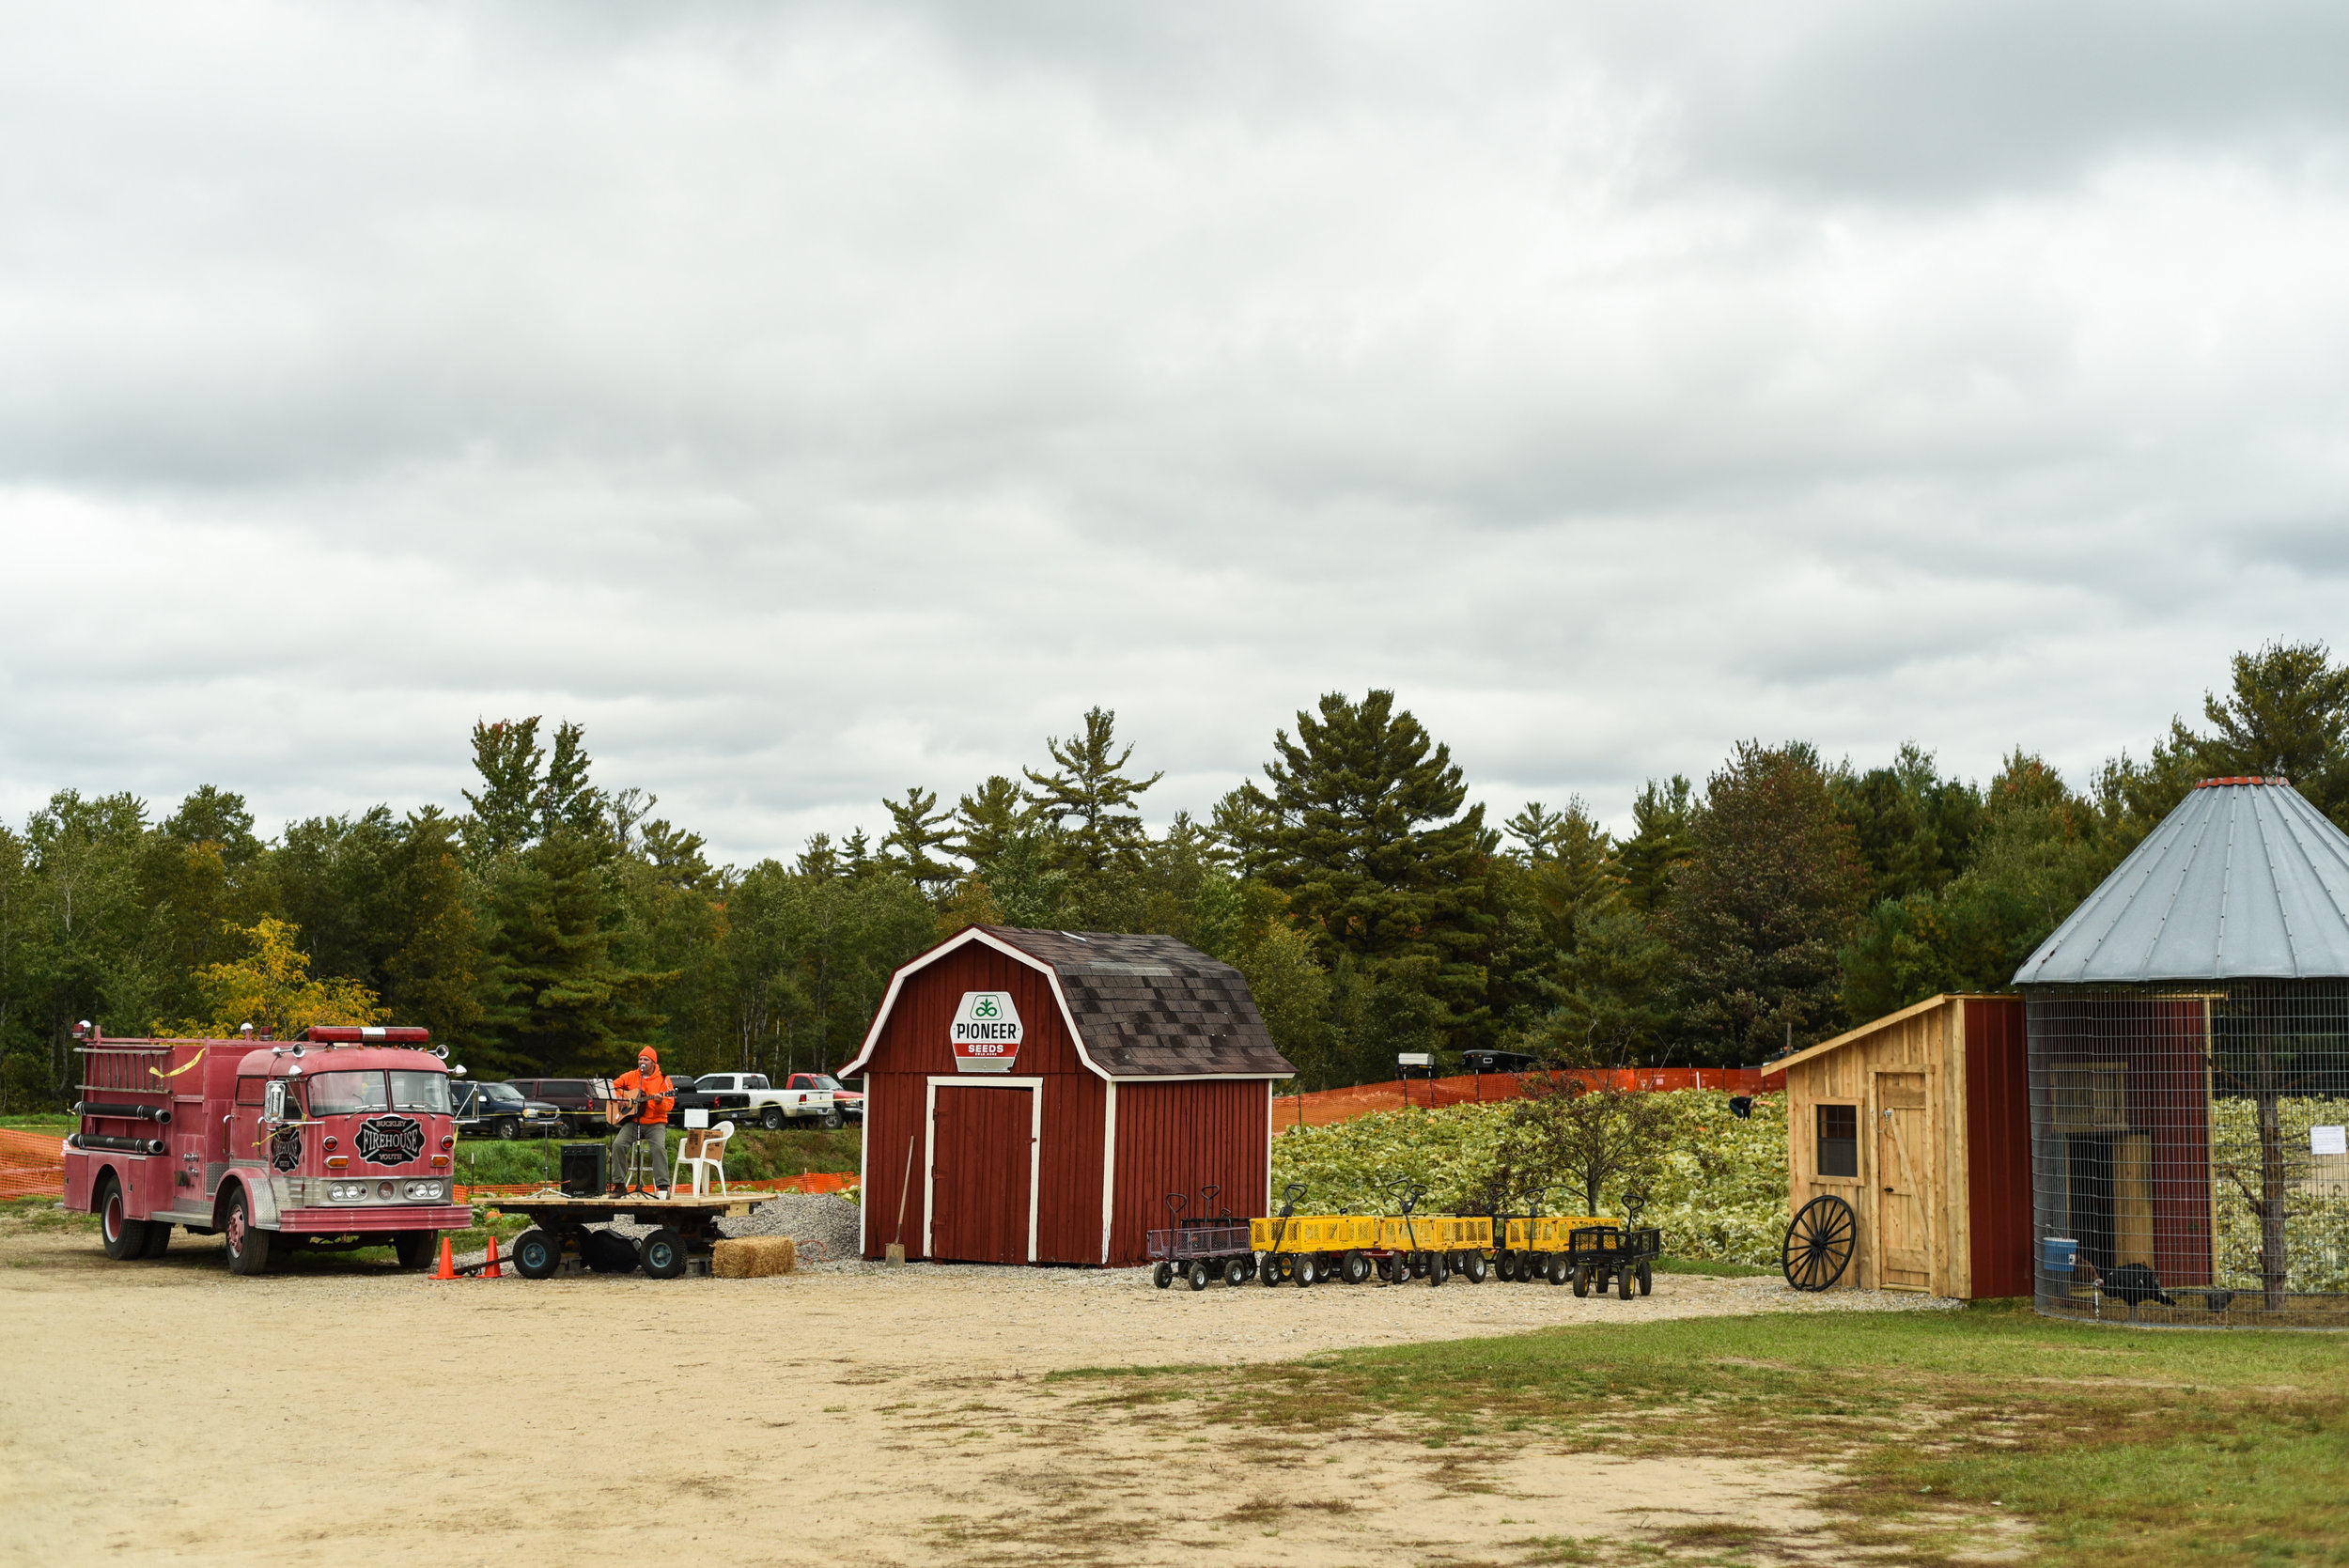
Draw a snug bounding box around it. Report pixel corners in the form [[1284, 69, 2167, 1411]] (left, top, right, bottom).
[[608, 1048, 677, 1195]]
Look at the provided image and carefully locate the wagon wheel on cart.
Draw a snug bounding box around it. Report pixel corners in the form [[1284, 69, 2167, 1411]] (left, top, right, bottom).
[[1154, 1261, 1174, 1289], [1187, 1260, 1211, 1291], [1781, 1194, 1857, 1292], [1223, 1256, 1250, 1287], [512, 1229, 563, 1280]]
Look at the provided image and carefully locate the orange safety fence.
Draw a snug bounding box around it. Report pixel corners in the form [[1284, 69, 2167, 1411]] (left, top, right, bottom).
[[1274, 1066, 1783, 1129], [0, 1128, 70, 1199]]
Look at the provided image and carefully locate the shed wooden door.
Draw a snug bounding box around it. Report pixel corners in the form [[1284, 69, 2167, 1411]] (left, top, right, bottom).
[[1874, 1072, 1932, 1291], [930, 1085, 1034, 1265]]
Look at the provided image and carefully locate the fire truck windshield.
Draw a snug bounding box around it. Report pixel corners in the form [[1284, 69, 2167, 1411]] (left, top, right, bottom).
[[390, 1071, 451, 1114], [306, 1071, 392, 1115]]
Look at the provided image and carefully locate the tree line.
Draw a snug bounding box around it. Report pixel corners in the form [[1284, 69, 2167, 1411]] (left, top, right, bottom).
[[4, 641, 2345, 1107]]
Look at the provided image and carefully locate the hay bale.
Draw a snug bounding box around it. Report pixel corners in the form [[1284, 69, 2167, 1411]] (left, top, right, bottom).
[[712, 1236, 796, 1278]]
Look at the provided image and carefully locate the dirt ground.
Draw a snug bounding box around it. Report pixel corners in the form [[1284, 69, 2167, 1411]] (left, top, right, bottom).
[[0, 1223, 1956, 1567]]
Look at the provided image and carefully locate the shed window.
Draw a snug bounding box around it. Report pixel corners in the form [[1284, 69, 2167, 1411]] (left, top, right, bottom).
[[1817, 1104, 1859, 1177]]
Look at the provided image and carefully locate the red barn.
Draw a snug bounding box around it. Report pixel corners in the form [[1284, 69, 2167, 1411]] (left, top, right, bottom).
[[843, 926, 1295, 1266]]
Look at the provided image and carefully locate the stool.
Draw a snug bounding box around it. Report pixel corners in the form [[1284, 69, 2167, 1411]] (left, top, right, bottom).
[[617, 1134, 661, 1193]]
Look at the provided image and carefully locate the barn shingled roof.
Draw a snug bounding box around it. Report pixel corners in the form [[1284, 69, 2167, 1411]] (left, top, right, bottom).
[[980, 927, 1297, 1079], [2013, 777, 2349, 985]]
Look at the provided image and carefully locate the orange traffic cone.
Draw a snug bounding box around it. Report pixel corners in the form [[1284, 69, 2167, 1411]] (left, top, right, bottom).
[[484, 1234, 502, 1280], [434, 1237, 456, 1281]]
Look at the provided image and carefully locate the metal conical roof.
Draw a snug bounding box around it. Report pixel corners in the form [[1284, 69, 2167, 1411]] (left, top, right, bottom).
[[2014, 778, 2349, 984]]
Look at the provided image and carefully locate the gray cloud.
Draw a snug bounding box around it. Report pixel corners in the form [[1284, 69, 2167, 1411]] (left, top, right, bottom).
[[2, 2, 2346, 862]]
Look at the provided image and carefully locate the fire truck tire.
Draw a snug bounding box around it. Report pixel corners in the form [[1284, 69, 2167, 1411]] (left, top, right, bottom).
[[97, 1175, 149, 1261], [761, 1107, 785, 1130], [224, 1188, 272, 1276], [512, 1229, 563, 1279], [391, 1232, 436, 1270], [140, 1222, 173, 1259], [640, 1227, 688, 1280], [493, 1117, 521, 1141]]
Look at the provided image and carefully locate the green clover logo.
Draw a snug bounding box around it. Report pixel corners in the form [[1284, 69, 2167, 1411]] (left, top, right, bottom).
[[972, 996, 1000, 1018]]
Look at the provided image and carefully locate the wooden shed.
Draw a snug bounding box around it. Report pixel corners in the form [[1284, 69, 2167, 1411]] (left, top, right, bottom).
[[1773, 994, 2031, 1297], [841, 926, 1296, 1267]]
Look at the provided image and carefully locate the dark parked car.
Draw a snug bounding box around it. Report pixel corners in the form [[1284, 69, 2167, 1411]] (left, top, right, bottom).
[[453, 1079, 565, 1141], [506, 1078, 604, 1136]]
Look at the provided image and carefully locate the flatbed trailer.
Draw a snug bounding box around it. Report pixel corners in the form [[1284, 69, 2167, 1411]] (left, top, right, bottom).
[[493, 1191, 762, 1280]]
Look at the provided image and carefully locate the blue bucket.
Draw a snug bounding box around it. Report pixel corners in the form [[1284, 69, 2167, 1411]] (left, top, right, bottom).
[[2042, 1236, 2078, 1275]]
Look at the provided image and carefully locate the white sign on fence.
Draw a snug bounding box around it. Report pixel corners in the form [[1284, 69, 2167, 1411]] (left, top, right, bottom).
[[2312, 1125, 2347, 1157]]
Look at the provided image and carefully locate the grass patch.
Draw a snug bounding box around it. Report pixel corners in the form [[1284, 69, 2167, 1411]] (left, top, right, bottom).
[[0, 1114, 74, 1132], [0, 1196, 97, 1235], [1157, 1301, 2348, 1566], [451, 1125, 860, 1187], [1652, 1256, 1773, 1278]]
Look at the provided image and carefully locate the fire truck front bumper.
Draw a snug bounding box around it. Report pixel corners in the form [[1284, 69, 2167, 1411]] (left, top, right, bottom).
[[278, 1205, 472, 1233]]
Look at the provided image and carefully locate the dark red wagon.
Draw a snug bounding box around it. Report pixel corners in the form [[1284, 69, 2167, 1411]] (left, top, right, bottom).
[[841, 926, 1296, 1267]]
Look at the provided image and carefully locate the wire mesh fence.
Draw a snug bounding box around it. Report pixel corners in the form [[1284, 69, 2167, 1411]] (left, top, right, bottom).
[[2028, 982, 2349, 1327]]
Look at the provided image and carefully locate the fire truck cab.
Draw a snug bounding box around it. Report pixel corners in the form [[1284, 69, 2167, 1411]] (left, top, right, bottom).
[[62, 1023, 469, 1275]]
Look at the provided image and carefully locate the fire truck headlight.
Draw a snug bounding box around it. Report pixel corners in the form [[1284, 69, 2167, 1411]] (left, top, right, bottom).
[[403, 1180, 445, 1202], [329, 1182, 365, 1202]]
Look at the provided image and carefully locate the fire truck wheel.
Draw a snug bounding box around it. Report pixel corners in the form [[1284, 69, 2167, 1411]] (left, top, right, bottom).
[[140, 1223, 173, 1259], [512, 1229, 563, 1280], [640, 1227, 688, 1280], [98, 1176, 149, 1261], [224, 1188, 272, 1276], [391, 1232, 436, 1271], [493, 1117, 521, 1141], [1153, 1262, 1174, 1289]]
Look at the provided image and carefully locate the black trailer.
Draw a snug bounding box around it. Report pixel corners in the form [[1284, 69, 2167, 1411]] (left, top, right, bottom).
[[494, 1192, 761, 1280]]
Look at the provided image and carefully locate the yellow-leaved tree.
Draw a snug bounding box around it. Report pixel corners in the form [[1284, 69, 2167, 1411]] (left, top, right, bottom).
[[167, 917, 386, 1039]]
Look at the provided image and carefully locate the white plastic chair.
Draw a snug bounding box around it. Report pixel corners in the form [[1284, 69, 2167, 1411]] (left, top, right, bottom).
[[673, 1120, 733, 1196]]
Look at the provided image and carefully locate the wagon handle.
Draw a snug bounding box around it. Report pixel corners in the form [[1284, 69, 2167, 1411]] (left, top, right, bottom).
[[1278, 1182, 1306, 1219], [1201, 1184, 1223, 1221], [1163, 1192, 1188, 1224]]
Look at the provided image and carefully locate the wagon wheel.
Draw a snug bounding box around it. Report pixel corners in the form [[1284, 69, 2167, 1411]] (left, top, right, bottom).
[[1187, 1260, 1211, 1291], [1781, 1194, 1857, 1293], [1154, 1261, 1174, 1289]]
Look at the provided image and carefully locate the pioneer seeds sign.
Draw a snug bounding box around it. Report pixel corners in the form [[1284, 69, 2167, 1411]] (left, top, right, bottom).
[[950, 991, 1023, 1072]]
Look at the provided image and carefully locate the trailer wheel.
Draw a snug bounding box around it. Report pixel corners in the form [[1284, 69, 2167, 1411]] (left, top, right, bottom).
[[640, 1227, 688, 1280], [493, 1117, 521, 1141], [761, 1106, 785, 1131], [1427, 1252, 1448, 1287], [512, 1229, 563, 1280], [1463, 1250, 1487, 1284], [1223, 1257, 1250, 1287], [224, 1188, 272, 1276], [1154, 1262, 1174, 1289], [391, 1232, 436, 1271], [98, 1176, 149, 1261], [1637, 1259, 1653, 1296], [139, 1222, 173, 1259]]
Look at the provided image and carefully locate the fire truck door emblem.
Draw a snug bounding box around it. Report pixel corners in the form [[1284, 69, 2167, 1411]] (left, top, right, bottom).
[[355, 1115, 425, 1167], [270, 1126, 303, 1172]]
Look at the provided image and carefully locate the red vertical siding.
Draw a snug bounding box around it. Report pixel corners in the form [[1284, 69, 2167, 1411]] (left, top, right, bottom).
[[1107, 1079, 1269, 1266], [1963, 998, 2033, 1297], [2135, 999, 2216, 1289]]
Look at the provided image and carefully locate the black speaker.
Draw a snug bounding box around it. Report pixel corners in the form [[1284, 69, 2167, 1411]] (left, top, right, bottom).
[[561, 1142, 607, 1197]]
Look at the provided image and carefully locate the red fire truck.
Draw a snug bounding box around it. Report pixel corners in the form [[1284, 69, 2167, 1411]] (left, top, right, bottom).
[[62, 1022, 469, 1274]]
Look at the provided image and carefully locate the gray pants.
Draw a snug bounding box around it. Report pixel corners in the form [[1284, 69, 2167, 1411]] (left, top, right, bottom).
[[611, 1120, 668, 1189]]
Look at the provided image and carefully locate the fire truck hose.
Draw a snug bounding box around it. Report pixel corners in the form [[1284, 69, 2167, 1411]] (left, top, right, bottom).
[[74, 1101, 172, 1123], [70, 1133, 168, 1156]]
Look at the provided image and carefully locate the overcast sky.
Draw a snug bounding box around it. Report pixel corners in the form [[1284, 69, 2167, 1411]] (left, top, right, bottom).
[[4, 1, 2346, 862]]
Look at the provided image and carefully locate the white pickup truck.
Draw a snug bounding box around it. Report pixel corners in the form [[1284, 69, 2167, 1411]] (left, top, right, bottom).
[[691, 1072, 843, 1131]]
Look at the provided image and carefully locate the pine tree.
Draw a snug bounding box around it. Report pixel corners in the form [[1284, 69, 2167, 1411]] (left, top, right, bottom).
[[476, 829, 673, 1074], [1616, 775, 1696, 913], [880, 786, 959, 899], [461, 718, 543, 862], [952, 776, 1033, 868], [1669, 742, 1867, 1063], [1023, 707, 1162, 877], [1252, 691, 1490, 1047]]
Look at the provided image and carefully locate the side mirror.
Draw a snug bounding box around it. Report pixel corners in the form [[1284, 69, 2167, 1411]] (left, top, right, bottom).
[[452, 1064, 468, 1078], [263, 1080, 288, 1122]]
